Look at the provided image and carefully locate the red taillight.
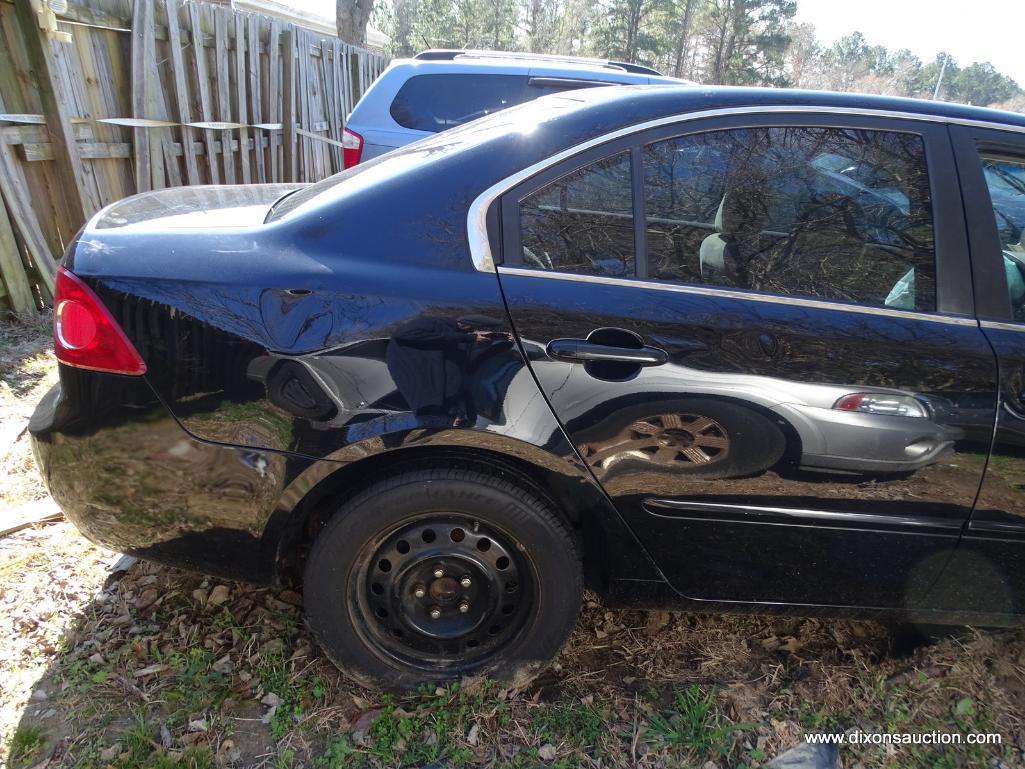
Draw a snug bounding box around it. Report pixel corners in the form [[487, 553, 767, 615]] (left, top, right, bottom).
[[53, 267, 146, 375], [342, 127, 363, 169]]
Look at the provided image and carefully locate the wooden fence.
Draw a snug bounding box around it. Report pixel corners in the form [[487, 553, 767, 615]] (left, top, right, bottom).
[[0, 0, 388, 314]]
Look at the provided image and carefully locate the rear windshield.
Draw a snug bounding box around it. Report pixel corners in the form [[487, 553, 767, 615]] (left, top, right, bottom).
[[390, 74, 531, 132], [389, 73, 620, 133]]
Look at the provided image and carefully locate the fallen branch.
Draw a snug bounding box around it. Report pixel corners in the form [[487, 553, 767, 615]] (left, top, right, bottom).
[[0, 497, 63, 537]]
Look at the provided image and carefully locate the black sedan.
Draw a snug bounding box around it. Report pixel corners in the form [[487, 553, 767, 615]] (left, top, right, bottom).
[[31, 85, 1025, 691]]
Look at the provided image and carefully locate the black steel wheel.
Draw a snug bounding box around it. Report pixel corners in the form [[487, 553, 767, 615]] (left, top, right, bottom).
[[357, 516, 532, 667], [303, 464, 581, 691]]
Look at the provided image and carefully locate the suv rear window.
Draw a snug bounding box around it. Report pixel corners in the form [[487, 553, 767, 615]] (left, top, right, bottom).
[[390, 74, 532, 132]]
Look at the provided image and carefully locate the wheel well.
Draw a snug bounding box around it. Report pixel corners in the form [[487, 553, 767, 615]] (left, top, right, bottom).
[[696, 394, 805, 470], [724, 396, 804, 468], [274, 446, 606, 587]]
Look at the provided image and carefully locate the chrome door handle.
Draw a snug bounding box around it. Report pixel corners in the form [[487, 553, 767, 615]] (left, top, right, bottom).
[[546, 339, 668, 366]]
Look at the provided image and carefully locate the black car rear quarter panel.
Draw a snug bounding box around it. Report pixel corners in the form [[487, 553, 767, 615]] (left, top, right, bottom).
[[29, 367, 315, 582], [45, 100, 682, 586]]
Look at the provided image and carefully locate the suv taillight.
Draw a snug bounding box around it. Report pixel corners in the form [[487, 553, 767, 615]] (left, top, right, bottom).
[[342, 127, 363, 169], [54, 266, 146, 375]]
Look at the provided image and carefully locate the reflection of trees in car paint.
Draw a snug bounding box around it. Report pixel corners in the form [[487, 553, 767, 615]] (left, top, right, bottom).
[[970, 160, 1025, 578], [517, 126, 940, 313], [642, 126, 936, 308], [514, 302, 994, 391], [980, 156, 1025, 321], [520, 151, 636, 277], [385, 315, 514, 426], [983, 157, 1025, 247]]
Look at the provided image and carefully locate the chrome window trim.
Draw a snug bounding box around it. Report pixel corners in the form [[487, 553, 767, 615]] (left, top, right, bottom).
[[497, 265, 979, 327], [467, 103, 1025, 273], [980, 320, 1025, 333]]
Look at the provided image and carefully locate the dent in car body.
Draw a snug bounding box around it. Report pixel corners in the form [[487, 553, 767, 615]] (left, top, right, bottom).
[[34, 85, 1025, 623]]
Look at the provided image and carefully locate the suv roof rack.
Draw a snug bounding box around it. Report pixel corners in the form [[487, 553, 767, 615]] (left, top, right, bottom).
[[413, 49, 664, 77]]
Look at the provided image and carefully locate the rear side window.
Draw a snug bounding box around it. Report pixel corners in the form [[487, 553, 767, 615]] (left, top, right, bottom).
[[390, 74, 529, 132], [518, 152, 634, 277], [978, 155, 1025, 320], [644, 126, 937, 311]]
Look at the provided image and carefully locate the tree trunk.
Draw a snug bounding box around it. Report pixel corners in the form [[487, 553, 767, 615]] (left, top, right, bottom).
[[527, 0, 543, 52], [624, 0, 644, 61], [336, 0, 374, 47], [393, 0, 416, 55], [671, 0, 696, 78]]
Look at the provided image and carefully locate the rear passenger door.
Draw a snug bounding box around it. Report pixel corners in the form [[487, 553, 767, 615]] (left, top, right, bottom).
[[497, 112, 999, 610], [929, 125, 1025, 619]]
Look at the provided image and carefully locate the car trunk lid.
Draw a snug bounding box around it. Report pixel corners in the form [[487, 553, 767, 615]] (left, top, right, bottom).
[[91, 184, 303, 231]]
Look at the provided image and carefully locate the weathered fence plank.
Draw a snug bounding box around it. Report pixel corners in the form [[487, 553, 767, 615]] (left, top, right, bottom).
[[281, 27, 297, 183], [213, 7, 235, 184], [187, 1, 219, 185], [164, 0, 199, 184], [13, 0, 90, 224], [247, 13, 265, 184], [266, 20, 280, 182], [0, 0, 387, 310], [0, 139, 56, 295], [0, 197, 36, 313], [234, 13, 251, 184], [129, 0, 153, 191]]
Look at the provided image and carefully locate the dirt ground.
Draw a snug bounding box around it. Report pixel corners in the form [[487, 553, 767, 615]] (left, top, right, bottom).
[[2, 316, 1025, 769], [0, 313, 57, 509]]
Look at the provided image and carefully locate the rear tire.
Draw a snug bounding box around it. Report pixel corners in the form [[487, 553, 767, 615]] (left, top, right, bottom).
[[303, 464, 582, 691]]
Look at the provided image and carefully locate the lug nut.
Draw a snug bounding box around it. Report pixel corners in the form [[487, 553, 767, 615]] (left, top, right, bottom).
[[429, 607, 442, 619], [433, 566, 445, 579], [413, 584, 426, 599], [460, 576, 472, 588], [458, 601, 470, 613]]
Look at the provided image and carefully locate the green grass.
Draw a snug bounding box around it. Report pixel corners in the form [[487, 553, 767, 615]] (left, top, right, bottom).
[[645, 685, 749, 761], [309, 683, 508, 769], [318, 736, 361, 769], [157, 648, 232, 730], [530, 701, 606, 749], [7, 724, 47, 767], [68, 713, 217, 769]]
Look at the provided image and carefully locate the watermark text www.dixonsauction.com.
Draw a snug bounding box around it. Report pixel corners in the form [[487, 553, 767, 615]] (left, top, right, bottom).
[[805, 731, 1003, 746]]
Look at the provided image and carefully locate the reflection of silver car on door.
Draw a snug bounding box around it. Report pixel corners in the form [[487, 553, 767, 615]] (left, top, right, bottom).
[[521, 338, 963, 477], [247, 331, 963, 479]]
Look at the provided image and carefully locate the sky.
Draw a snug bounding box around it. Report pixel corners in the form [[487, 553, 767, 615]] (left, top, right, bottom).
[[794, 0, 1025, 86], [299, 0, 1025, 86]]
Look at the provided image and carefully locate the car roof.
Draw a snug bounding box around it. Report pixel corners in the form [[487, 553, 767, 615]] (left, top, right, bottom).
[[412, 49, 670, 77], [557, 83, 1025, 131], [345, 59, 689, 128], [288, 84, 1025, 223], [379, 57, 688, 83]]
